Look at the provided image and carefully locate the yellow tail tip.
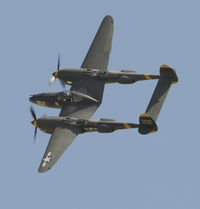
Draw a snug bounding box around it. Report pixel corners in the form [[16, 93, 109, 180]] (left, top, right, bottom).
[[150, 130, 157, 134], [160, 64, 170, 68], [140, 113, 150, 117]]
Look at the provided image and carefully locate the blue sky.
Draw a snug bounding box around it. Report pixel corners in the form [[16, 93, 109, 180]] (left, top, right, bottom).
[[1, 0, 200, 208]]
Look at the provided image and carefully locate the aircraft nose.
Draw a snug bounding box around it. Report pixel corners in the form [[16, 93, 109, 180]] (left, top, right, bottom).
[[29, 95, 36, 103], [31, 120, 37, 127]]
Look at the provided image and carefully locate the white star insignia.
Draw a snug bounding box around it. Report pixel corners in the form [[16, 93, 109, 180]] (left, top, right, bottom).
[[42, 152, 52, 167]]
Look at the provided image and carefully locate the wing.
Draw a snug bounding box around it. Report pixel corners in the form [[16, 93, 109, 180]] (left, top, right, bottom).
[[71, 15, 114, 102], [59, 103, 99, 119], [81, 15, 114, 70], [38, 16, 114, 172], [38, 103, 100, 173], [38, 125, 80, 173], [61, 16, 113, 115]]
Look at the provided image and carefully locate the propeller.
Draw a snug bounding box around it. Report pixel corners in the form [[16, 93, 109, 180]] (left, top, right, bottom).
[[30, 106, 38, 143], [49, 53, 61, 86]]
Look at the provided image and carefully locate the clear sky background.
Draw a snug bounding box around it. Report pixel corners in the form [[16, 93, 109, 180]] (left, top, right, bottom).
[[1, 0, 199, 208]]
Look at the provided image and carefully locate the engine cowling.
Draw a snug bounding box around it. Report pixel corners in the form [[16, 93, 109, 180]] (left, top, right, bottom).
[[58, 68, 85, 84]]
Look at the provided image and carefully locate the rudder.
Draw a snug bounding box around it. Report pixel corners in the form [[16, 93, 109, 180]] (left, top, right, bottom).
[[138, 113, 158, 135]]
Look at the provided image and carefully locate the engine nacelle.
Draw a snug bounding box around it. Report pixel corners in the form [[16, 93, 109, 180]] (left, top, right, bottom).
[[58, 68, 86, 84], [58, 68, 106, 84], [97, 124, 114, 133], [118, 76, 135, 84]]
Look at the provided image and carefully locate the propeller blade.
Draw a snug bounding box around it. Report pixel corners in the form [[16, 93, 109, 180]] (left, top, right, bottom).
[[57, 53, 60, 71], [30, 106, 36, 120], [48, 53, 61, 86], [49, 76, 56, 85], [34, 127, 37, 143], [30, 106, 38, 144]]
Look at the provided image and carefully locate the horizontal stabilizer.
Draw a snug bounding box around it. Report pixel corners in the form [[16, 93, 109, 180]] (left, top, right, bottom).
[[145, 64, 178, 122], [138, 114, 158, 135]]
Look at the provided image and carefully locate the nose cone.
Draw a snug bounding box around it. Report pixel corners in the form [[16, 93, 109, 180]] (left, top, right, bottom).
[[53, 70, 59, 77], [31, 120, 37, 127], [29, 95, 36, 103]]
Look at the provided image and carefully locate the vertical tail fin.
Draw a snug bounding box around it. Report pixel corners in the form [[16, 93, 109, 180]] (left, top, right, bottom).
[[138, 113, 158, 135], [138, 65, 178, 134]]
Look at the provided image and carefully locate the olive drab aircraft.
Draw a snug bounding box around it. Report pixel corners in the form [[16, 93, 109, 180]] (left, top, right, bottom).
[[29, 15, 178, 173]]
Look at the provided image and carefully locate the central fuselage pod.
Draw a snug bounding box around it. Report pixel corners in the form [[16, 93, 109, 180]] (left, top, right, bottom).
[[29, 90, 99, 108], [31, 116, 139, 135], [54, 68, 160, 85]]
